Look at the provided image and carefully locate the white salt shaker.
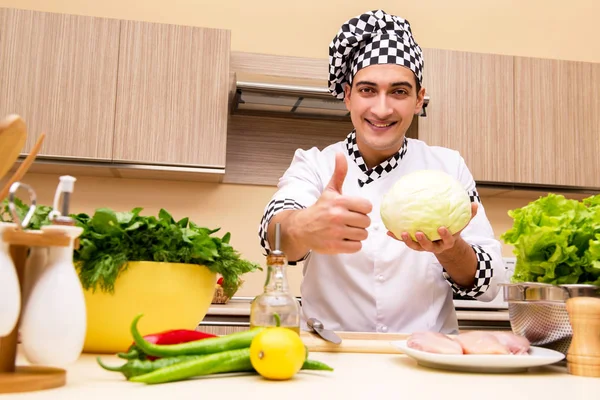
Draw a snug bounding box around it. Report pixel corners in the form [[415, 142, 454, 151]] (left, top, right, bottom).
[[20, 224, 85, 366]]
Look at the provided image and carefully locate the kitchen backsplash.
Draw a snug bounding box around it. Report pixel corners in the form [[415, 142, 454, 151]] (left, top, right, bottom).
[[4, 172, 590, 297]]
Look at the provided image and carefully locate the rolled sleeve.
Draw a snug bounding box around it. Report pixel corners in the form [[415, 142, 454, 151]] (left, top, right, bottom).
[[258, 198, 306, 254], [443, 243, 495, 298], [257, 147, 324, 260]]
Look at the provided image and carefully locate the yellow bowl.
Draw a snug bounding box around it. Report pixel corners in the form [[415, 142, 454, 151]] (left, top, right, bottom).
[[82, 261, 216, 354]]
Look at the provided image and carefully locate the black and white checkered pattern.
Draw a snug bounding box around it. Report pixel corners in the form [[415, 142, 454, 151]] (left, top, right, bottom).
[[258, 198, 306, 255], [344, 130, 407, 187], [443, 245, 494, 298], [328, 9, 424, 100], [468, 190, 481, 204]]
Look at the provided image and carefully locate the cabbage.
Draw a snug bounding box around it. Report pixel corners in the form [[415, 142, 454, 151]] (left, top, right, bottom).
[[380, 169, 472, 241]]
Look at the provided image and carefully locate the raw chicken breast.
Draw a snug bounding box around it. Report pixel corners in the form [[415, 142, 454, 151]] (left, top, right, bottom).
[[453, 331, 510, 355], [488, 331, 531, 355], [407, 331, 464, 354]]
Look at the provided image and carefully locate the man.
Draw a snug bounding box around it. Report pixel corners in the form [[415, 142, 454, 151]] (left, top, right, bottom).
[[257, 10, 505, 334]]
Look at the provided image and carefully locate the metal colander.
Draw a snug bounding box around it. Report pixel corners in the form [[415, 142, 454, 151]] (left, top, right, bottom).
[[502, 283, 600, 355]]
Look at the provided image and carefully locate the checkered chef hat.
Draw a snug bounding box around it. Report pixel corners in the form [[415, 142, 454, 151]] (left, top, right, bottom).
[[328, 10, 424, 100]]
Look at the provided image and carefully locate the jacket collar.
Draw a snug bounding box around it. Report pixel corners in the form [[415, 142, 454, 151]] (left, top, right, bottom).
[[344, 130, 408, 187]]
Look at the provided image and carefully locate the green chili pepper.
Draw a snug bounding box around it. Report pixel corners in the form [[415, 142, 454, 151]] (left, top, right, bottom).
[[302, 359, 334, 371], [118, 329, 218, 361], [117, 346, 144, 361], [128, 348, 334, 384], [130, 314, 264, 358], [129, 348, 254, 384], [97, 355, 201, 379]]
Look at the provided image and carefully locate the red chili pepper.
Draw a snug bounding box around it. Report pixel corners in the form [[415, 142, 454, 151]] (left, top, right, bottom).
[[217, 277, 224, 286], [118, 329, 217, 361]]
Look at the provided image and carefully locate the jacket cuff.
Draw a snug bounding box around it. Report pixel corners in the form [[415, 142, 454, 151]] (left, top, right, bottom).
[[443, 244, 494, 298], [258, 198, 307, 265]]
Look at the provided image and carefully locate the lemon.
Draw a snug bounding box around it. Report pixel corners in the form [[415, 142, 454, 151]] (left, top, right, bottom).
[[249, 327, 306, 380]]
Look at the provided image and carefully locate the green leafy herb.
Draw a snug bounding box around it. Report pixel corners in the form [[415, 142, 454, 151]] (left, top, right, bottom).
[[72, 207, 261, 297], [501, 193, 600, 285], [0, 197, 53, 230]]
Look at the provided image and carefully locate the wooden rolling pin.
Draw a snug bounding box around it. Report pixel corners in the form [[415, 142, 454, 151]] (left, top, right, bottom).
[[566, 296, 600, 377]]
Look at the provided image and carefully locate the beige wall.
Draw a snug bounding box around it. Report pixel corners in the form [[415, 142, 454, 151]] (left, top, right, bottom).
[[1, 0, 598, 63], [2, 1, 598, 297]]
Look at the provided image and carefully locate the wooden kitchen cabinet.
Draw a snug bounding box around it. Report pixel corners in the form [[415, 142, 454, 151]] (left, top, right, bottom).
[[514, 57, 600, 188], [418, 49, 515, 183], [112, 20, 230, 168], [0, 8, 120, 160]]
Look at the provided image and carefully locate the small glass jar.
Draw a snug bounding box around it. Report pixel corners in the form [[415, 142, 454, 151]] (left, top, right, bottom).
[[249, 224, 300, 333]]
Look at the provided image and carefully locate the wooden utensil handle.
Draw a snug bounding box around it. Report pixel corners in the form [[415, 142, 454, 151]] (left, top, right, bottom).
[[566, 296, 600, 377], [0, 132, 45, 201]]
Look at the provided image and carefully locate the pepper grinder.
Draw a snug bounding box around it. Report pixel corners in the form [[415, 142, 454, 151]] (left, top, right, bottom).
[[249, 223, 301, 333], [566, 296, 600, 377]]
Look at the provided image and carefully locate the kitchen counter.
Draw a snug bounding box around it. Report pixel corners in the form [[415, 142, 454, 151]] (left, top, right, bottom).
[[207, 299, 510, 321], [9, 347, 596, 400]]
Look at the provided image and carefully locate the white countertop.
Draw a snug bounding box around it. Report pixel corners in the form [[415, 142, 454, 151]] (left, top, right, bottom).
[[207, 299, 510, 321], [10, 347, 596, 400]]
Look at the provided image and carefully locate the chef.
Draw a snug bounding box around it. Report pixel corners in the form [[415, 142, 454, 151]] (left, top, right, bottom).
[[257, 10, 506, 334]]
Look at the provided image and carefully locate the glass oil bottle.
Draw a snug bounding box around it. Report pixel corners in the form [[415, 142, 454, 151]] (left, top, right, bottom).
[[249, 223, 300, 333]]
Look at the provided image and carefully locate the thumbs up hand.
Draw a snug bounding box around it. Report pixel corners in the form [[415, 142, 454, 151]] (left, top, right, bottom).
[[292, 152, 373, 254]]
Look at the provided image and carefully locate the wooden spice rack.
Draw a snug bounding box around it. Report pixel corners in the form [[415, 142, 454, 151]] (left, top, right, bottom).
[[0, 228, 72, 393]]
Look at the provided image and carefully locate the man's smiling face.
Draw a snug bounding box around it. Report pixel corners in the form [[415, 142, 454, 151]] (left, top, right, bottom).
[[344, 64, 425, 169]]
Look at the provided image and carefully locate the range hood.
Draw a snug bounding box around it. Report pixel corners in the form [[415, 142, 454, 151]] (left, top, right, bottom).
[[231, 73, 429, 120]]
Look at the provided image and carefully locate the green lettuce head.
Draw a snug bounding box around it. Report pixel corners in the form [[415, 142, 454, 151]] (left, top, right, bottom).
[[380, 169, 472, 242], [501, 193, 600, 286]]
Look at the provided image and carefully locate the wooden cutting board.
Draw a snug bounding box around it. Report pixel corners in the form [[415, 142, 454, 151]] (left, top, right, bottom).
[[300, 330, 409, 354]]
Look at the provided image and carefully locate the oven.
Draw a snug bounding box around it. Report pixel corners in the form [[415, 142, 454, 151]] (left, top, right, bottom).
[[452, 257, 516, 310]]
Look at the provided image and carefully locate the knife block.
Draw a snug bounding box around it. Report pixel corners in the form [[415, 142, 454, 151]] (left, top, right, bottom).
[[566, 296, 600, 377], [0, 228, 71, 393]]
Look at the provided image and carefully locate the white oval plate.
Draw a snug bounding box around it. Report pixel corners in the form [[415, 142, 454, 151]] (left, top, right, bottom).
[[391, 340, 565, 373]]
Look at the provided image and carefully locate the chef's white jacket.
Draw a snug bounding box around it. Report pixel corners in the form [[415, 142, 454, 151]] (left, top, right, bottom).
[[258, 131, 506, 334]]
